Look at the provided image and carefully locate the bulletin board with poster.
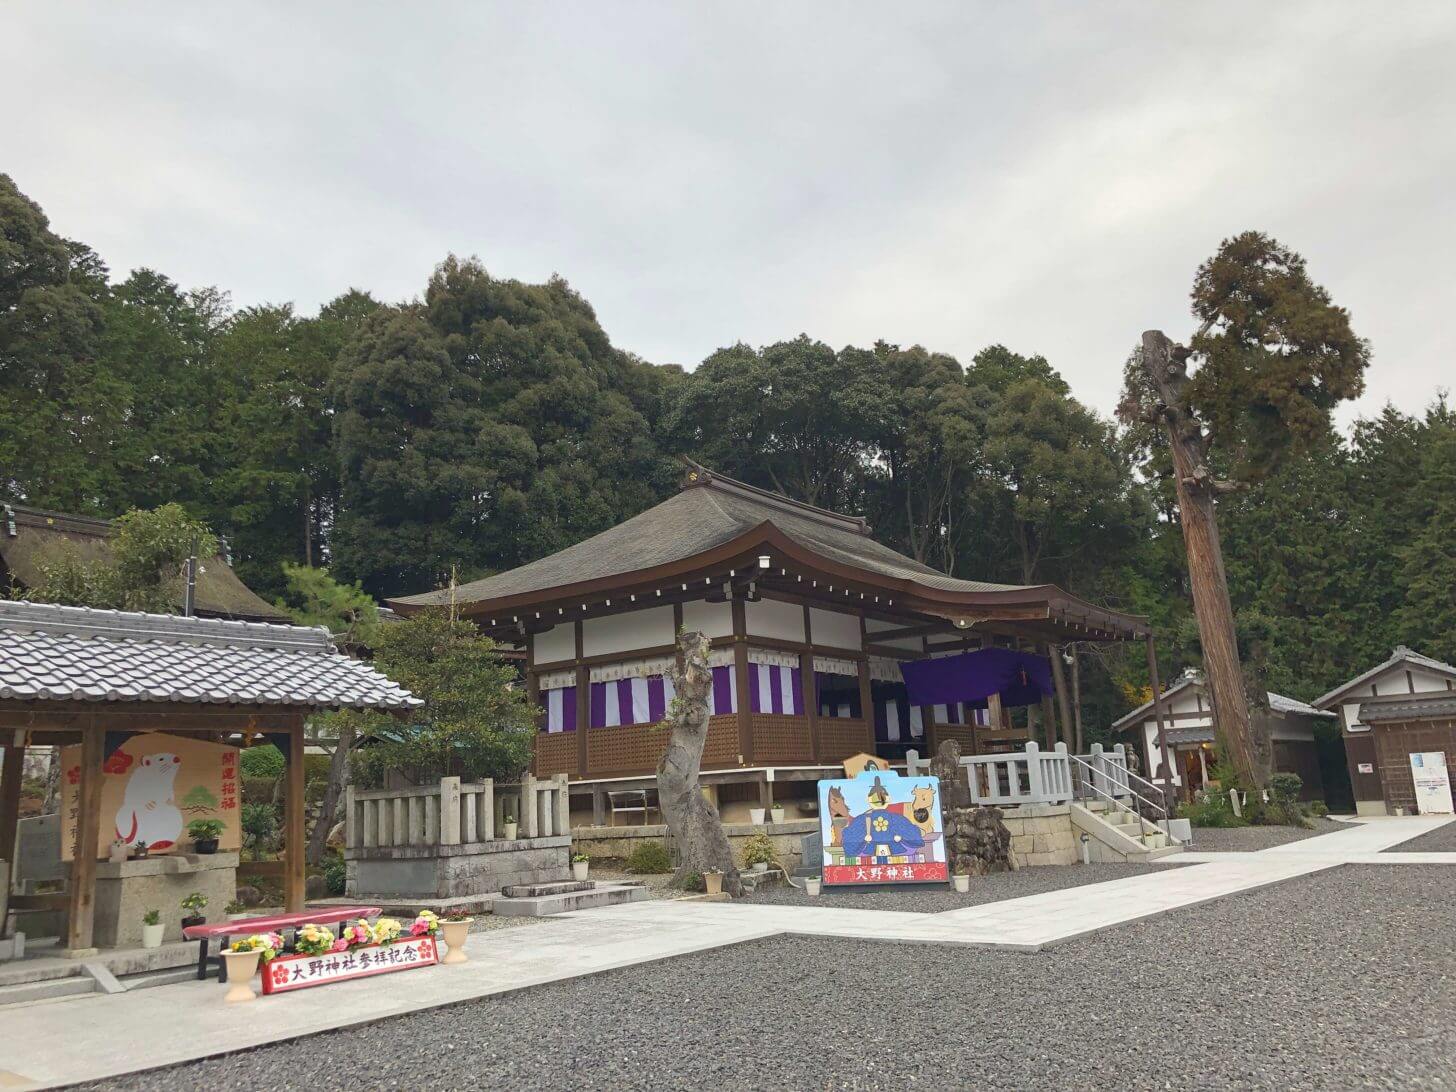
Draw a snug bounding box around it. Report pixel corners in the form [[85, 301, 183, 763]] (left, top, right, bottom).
[[60, 732, 242, 860]]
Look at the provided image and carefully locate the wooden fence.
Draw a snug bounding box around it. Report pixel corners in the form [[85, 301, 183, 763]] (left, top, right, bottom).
[[345, 774, 570, 851]]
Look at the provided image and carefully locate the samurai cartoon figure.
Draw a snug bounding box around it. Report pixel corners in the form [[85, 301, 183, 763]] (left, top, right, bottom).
[[839, 776, 925, 864]]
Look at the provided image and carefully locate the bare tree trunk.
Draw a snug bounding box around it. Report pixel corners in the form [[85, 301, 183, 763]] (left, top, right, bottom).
[[1048, 644, 1075, 750], [307, 718, 355, 866], [1140, 331, 1271, 786], [1070, 647, 1085, 753], [657, 631, 744, 895]]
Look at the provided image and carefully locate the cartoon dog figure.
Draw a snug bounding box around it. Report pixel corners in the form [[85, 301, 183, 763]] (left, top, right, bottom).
[[115, 753, 184, 850]]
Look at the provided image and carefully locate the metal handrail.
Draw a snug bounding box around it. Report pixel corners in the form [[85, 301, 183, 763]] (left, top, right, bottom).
[[1066, 754, 1184, 846]]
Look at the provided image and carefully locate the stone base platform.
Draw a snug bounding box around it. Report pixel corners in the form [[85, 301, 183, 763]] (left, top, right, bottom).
[[346, 835, 573, 899]]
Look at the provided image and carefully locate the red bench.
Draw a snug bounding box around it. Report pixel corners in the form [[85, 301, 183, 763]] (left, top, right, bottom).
[[183, 906, 382, 982]]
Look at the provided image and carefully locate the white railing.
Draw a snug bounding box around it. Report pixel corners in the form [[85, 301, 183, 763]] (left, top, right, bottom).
[[346, 774, 570, 850], [906, 741, 1075, 806]]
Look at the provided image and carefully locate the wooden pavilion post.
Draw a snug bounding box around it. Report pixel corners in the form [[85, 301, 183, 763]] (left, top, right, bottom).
[[1146, 636, 1176, 808], [0, 734, 24, 865], [574, 620, 589, 777], [731, 597, 753, 765], [285, 715, 307, 913], [800, 605, 818, 762], [66, 718, 104, 954]]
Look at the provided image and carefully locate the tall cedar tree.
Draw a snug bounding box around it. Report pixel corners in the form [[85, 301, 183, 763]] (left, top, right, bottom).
[[1122, 232, 1369, 787]]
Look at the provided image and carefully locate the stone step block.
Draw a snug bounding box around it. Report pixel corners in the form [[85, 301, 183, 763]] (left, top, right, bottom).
[[500, 880, 595, 898], [0, 975, 96, 1009], [493, 882, 649, 918]]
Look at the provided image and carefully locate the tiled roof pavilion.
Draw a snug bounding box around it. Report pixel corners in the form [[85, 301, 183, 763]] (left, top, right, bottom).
[[0, 600, 418, 710]]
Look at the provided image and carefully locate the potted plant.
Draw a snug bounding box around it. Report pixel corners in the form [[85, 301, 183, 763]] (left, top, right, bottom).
[[741, 832, 778, 874], [770, 804, 786, 824], [439, 910, 473, 964], [187, 818, 225, 855], [223, 933, 280, 1003], [805, 876, 823, 897], [109, 838, 129, 864], [952, 868, 971, 894], [293, 923, 336, 956], [703, 869, 724, 895], [225, 900, 250, 922], [748, 806, 766, 825], [141, 909, 164, 949], [180, 891, 208, 929], [131, 840, 150, 860], [571, 852, 590, 881], [502, 813, 518, 840]]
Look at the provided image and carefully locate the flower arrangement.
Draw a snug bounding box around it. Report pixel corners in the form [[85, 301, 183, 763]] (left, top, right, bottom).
[[230, 933, 284, 962], [293, 923, 336, 957], [339, 919, 374, 949], [441, 909, 471, 922], [370, 917, 403, 946], [410, 910, 439, 937]]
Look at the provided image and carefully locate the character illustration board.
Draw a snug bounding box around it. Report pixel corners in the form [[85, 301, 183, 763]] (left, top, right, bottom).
[[818, 768, 947, 885]]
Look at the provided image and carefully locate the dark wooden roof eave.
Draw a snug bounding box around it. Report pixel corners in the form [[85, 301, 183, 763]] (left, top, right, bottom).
[[388, 522, 1149, 643]]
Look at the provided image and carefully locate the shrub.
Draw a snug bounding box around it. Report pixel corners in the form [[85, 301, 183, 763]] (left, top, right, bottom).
[[1306, 800, 1330, 818], [321, 855, 347, 897], [1268, 773, 1303, 803], [240, 745, 284, 780], [187, 818, 224, 841], [741, 832, 780, 868], [625, 840, 672, 874], [1177, 798, 1245, 828], [1266, 773, 1310, 828], [241, 802, 279, 860]]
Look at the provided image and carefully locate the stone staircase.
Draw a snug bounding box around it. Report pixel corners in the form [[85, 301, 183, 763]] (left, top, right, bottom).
[[0, 939, 201, 1009], [1071, 801, 1184, 863], [492, 879, 648, 917]]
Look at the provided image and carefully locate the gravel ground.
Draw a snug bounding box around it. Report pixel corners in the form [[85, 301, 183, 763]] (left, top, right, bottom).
[[78, 864, 1456, 1092], [1385, 818, 1456, 853], [1184, 816, 1344, 852], [739, 860, 1179, 912]]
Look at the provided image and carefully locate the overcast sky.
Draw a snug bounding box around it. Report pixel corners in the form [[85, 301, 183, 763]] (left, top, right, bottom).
[[5, 3, 1453, 427]]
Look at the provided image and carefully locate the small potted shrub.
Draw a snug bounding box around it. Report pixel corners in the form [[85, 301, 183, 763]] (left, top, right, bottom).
[[131, 840, 150, 860], [223, 933, 280, 1003], [187, 818, 224, 854], [180, 892, 208, 929], [502, 813, 518, 840], [439, 909, 473, 964], [741, 832, 778, 874], [770, 803, 786, 824], [141, 908, 164, 949], [571, 852, 590, 881], [703, 869, 724, 896]]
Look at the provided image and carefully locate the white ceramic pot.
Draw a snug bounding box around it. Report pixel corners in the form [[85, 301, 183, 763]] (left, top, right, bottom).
[[221, 949, 261, 1003], [503, 822, 518, 840], [748, 808, 766, 825], [440, 920, 473, 965], [952, 874, 970, 893], [109, 844, 129, 864], [770, 808, 785, 824], [750, 861, 768, 874], [805, 878, 822, 896], [571, 860, 589, 881], [141, 922, 165, 949], [703, 872, 724, 895]]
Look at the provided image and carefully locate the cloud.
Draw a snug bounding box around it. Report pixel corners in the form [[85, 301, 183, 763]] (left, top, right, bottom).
[[3, 1, 1452, 425]]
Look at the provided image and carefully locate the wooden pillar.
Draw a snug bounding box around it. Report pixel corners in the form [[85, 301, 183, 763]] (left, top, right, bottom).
[[731, 597, 753, 765], [574, 620, 589, 777], [987, 692, 1005, 735], [858, 614, 875, 752], [801, 605, 819, 762], [920, 636, 938, 748], [1040, 694, 1058, 749], [0, 736, 25, 865], [524, 632, 541, 775], [66, 720, 104, 953], [285, 716, 306, 912], [1146, 636, 1176, 806]]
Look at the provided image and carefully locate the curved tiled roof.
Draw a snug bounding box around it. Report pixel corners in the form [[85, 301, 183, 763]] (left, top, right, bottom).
[[0, 600, 420, 710]]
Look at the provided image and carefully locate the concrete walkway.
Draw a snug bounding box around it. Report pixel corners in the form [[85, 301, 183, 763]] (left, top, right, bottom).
[[2, 815, 1450, 1090]]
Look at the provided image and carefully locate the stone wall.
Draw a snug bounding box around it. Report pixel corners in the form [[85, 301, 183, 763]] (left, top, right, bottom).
[[93, 852, 238, 948], [1000, 803, 1078, 867], [346, 836, 571, 899], [572, 820, 817, 871]]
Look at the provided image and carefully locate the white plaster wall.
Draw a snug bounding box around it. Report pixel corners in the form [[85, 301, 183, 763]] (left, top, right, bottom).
[[681, 599, 733, 639], [745, 598, 805, 642], [1408, 667, 1455, 693], [583, 605, 675, 657], [534, 625, 574, 665], [864, 619, 924, 652], [1142, 722, 1180, 785], [809, 606, 861, 650]]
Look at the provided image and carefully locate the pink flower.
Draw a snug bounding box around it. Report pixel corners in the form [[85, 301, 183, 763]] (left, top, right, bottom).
[[409, 920, 428, 936], [331, 939, 349, 952]]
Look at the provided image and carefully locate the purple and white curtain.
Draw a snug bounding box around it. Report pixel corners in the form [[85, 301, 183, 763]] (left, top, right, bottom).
[[748, 663, 804, 717]]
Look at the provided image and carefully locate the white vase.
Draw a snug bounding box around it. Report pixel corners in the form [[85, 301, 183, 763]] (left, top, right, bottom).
[[571, 860, 589, 881], [749, 808, 766, 825], [141, 922, 165, 949], [805, 878, 822, 896], [221, 950, 260, 1002], [770, 809, 785, 824], [750, 862, 768, 874], [440, 920, 472, 965], [503, 822, 518, 840], [953, 874, 970, 893], [109, 844, 129, 864]]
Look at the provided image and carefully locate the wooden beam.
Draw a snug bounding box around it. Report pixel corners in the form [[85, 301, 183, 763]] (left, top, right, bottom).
[[66, 718, 104, 952], [285, 716, 306, 913], [1, 739, 25, 871], [731, 597, 753, 765], [574, 620, 589, 777], [802, 605, 819, 762], [858, 614, 875, 747]]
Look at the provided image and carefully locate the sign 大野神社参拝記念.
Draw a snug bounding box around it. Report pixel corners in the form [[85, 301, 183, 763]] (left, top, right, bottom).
[[818, 767, 947, 885], [261, 936, 438, 994]]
